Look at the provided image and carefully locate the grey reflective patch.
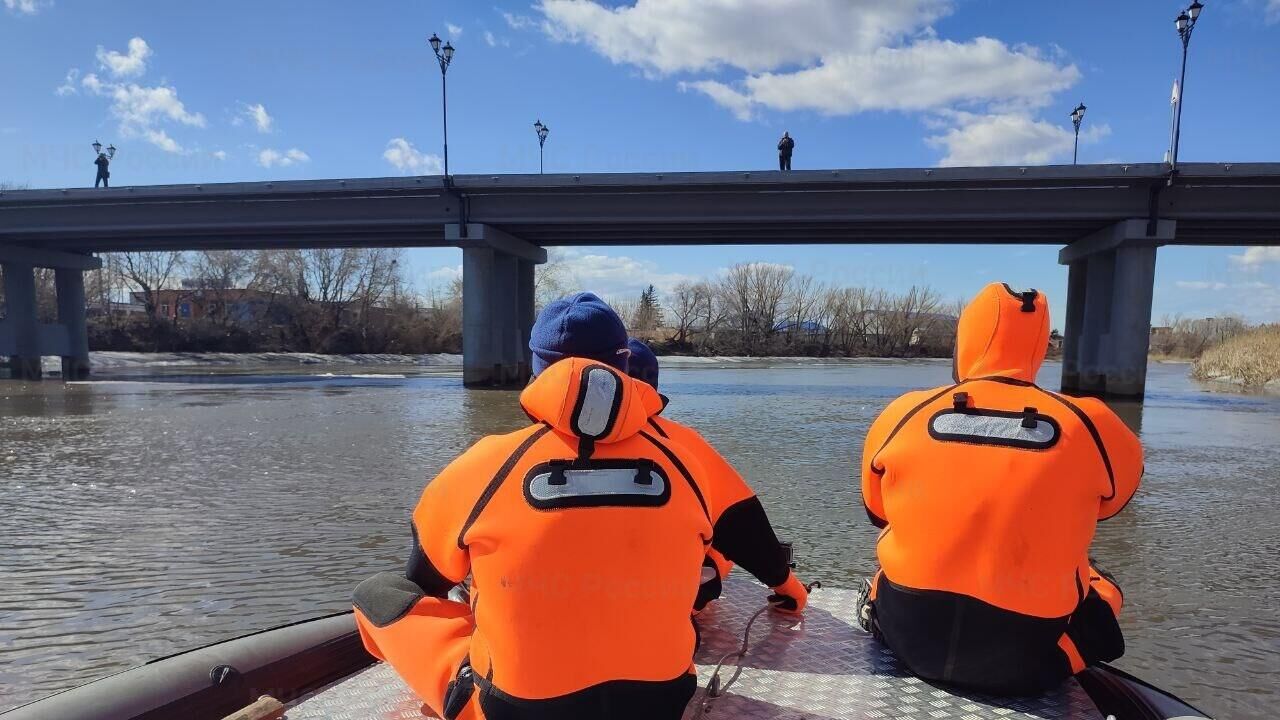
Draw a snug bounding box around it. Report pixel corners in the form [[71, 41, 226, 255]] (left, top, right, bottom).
[[527, 467, 665, 502], [575, 368, 619, 437], [931, 412, 1058, 445]]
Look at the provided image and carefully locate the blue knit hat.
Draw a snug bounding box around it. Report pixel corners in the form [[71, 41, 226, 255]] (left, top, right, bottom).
[[529, 292, 629, 376], [626, 338, 659, 390]]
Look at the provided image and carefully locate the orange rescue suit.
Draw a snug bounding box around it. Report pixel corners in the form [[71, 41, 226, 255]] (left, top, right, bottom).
[[860, 282, 1142, 695], [354, 358, 714, 720], [646, 411, 805, 613]]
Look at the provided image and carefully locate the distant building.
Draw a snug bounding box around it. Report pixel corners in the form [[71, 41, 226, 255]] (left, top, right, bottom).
[[87, 300, 146, 317], [774, 319, 828, 335], [133, 288, 280, 323]]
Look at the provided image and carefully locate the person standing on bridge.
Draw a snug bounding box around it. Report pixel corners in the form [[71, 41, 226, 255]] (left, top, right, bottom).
[[856, 282, 1143, 695], [626, 338, 809, 615], [93, 152, 111, 188], [352, 292, 772, 720], [777, 131, 795, 171]]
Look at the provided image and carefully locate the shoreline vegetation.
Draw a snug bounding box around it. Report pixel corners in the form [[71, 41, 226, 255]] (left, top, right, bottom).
[[1191, 325, 1280, 390], [3, 249, 1271, 390]]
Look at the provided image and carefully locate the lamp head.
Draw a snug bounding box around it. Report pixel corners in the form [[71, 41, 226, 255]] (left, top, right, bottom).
[[1176, 11, 1190, 32], [1188, 1, 1203, 21], [106, 144, 116, 159], [442, 42, 455, 62], [429, 33, 441, 53], [92, 140, 102, 154]]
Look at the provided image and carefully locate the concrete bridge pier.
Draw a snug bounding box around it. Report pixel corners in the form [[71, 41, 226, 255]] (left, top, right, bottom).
[[0, 247, 99, 381], [447, 224, 546, 387], [1059, 219, 1174, 399]]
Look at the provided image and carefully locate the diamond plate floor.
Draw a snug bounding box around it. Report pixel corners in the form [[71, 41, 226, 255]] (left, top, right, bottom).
[[287, 576, 1101, 720]]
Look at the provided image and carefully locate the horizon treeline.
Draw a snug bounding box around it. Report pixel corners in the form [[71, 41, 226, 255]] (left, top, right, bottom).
[[1, 248, 1262, 360]]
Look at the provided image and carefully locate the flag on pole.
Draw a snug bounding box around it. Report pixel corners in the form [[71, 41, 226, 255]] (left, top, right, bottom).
[[1171, 79, 1180, 105]]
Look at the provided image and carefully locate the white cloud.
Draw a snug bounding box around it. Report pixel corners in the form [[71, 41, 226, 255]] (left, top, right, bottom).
[[96, 37, 152, 78], [1230, 247, 1280, 268], [143, 129, 181, 153], [1174, 279, 1273, 292], [547, 247, 697, 298], [1175, 280, 1228, 291], [725, 38, 1077, 117], [383, 137, 444, 175], [484, 30, 509, 48], [926, 111, 1110, 167], [235, 102, 274, 133], [427, 265, 463, 284], [4, 0, 43, 15], [446, 22, 463, 36], [55, 68, 80, 96], [538, 0, 1082, 167], [503, 11, 536, 30], [80, 72, 206, 153], [679, 80, 755, 121], [257, 148, 310, 168], [1267, 0, 1280, 24], [539, 0, 951, 75], [212, 150, 227, 161]]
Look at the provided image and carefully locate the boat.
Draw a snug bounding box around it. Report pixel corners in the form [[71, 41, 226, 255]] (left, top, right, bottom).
[[1, 575, 1211, 720]]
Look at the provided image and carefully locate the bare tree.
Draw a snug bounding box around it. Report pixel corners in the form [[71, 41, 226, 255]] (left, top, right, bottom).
[[607, 295, 639, 329], [720, 263, 793, 355], [534, 250, 576, 311], [115, 251, 187, 316], [668, 281, 700, 346]]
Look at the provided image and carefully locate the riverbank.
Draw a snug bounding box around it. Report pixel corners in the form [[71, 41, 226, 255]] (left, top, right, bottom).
[[49, 351, 956, 374], [1192, 325, 1280, 390]]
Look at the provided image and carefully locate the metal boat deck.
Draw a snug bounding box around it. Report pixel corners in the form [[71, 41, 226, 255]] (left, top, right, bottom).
[[288, 576, 1100, 719]]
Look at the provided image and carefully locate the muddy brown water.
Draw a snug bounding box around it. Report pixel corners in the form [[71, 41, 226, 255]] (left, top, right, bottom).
[[1, 360, 1277, 718]]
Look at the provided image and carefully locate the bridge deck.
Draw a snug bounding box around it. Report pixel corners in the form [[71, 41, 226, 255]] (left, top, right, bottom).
[[3, 163, 1278, 251]]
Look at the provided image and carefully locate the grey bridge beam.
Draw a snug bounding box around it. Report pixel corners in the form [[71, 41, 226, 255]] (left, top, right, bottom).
[[0, 245, 100, 380], [1060, 219, 1176, 399], [446, 224, 547, 387]]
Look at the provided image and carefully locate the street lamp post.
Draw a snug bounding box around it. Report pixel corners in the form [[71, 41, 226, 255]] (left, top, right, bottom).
[[91, 140, 117, 188], [428, 33, 456, 180], [533, 120, 549, 174], [1070, 103, 1087, 165], [1170, 1, 1204, 173]]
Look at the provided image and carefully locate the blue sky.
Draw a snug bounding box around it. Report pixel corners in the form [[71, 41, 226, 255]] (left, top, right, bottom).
[[3, 0, 1280, 328]]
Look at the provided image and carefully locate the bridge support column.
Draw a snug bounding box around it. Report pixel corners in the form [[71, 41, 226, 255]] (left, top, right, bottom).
[[1, 261, 42, 380], [447, 224, 546, 387], [1059, 219, 1173, 399], [0, 246, 101, 381], [56, 268, 90, 379]]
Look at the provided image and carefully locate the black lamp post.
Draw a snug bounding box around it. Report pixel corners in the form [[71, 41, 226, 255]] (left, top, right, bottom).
[[92, 140, 116, 188], [1170, 1, 1204, 173], [1069, 103, 1087, 165], [428, 33, 456, 180], [534, 120, 549, 174]]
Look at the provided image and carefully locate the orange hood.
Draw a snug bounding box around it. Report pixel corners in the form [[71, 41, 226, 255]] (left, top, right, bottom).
[[953, 282, 1051, 383], [520, 357, 664, 443]]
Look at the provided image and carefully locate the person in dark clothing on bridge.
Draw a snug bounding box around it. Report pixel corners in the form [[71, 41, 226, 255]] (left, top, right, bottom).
[[94, 153, 111, 188], [777, 132, 795, 171]]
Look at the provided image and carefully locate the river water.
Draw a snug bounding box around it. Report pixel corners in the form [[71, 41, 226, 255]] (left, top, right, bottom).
[[1, 360, 1277, 718]]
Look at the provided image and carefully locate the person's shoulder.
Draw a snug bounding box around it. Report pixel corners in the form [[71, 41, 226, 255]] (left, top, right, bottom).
[[655, 415, 709, 446], [879, 385, 951, 418], [453, 424, 550, 466]]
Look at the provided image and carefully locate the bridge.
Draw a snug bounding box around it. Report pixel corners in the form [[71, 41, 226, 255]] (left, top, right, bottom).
[[2, 162, 1278, 395]]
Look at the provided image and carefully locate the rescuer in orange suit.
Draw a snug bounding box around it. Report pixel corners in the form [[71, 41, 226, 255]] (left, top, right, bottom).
[[626, 338, 809, 614], [351, 293, 807, 720], [858, 282, 1142, 695]]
